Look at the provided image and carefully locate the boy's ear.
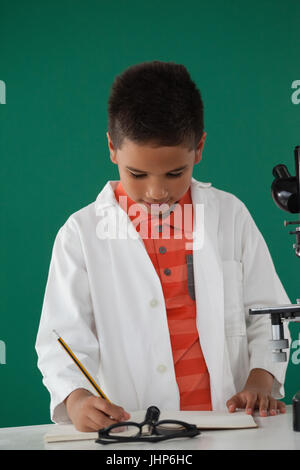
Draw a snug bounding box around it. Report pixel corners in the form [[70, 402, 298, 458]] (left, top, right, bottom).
[[106, 132, 118, 164], [195, 131, 206, 164]]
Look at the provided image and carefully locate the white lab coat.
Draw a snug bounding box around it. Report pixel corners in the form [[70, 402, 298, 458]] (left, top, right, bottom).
[[35, 177, 291, 424]]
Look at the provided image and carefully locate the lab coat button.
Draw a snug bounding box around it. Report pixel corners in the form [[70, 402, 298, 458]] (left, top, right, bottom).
[[157, 364, 167, 373], [150, 299, 158, 307]]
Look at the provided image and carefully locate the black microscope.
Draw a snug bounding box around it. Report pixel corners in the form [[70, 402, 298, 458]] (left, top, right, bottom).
[[249, 145, 300, 431]]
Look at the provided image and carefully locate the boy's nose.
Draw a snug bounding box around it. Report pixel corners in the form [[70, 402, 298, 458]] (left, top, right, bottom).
[[146, 190, 168, 203]]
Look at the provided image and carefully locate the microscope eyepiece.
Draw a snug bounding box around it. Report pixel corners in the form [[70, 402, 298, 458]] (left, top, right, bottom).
[[272, 164, 291, 179]]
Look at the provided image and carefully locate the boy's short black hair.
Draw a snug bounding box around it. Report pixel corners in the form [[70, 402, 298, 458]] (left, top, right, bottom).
[[107, 61, 204, 151]]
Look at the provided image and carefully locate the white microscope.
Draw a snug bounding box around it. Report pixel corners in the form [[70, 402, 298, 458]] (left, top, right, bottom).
[[249, 145, 300, 431]]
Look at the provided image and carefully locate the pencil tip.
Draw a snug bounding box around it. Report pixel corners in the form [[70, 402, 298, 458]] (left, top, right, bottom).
[[52, 329, 60, 338]]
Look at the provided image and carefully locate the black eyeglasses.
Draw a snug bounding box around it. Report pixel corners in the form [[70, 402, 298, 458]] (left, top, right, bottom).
[[96, 405, 201, 445]]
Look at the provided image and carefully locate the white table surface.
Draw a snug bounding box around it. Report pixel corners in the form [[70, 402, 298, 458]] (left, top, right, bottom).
[[0, 406, 299, 450]]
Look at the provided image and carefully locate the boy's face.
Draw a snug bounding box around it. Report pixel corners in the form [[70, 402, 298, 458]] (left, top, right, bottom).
[[107, 131, 206, 214]]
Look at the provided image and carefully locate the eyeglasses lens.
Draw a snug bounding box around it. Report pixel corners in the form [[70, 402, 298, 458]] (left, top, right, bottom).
[[107, 424, 141, 438]]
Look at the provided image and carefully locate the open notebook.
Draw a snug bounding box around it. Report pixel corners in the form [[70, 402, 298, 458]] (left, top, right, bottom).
[[44, 410, 257, 443]]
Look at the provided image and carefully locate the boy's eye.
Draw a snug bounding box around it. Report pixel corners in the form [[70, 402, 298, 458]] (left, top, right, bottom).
[[129, 172, 183, 178]]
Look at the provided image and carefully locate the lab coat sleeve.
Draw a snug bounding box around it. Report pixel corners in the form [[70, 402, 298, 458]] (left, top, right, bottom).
[[35, 217, 100, 423], [240, 202, 291, 399]]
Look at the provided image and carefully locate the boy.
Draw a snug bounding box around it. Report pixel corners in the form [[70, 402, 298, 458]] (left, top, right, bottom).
[[36, 61, 291, 432]]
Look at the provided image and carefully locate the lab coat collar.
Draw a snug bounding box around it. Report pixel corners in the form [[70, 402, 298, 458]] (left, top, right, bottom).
[[95, 178, 213, 241]]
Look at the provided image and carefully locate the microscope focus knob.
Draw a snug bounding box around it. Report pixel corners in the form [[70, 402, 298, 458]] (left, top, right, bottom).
[[269, 339, 289, 350], [269, 339, 289, 362], [271, 351, 287, 362]]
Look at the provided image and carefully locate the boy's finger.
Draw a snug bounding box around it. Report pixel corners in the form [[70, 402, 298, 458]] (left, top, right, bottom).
[[269, 397, 278, 416], [87, 412, 118, 431], [226, 399, 237, 412], [245, 393, 257, 415], [226, 395, 242, 412], [277, 401, 286, 414], [92, 397, 129, 421], [258, 395, 269, 417]]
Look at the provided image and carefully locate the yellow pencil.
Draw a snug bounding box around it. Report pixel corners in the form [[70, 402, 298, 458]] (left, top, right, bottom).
[[53, 330, 111, 403]]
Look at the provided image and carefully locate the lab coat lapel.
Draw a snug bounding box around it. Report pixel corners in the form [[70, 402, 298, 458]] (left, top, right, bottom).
[[191, 179, 234, 410]]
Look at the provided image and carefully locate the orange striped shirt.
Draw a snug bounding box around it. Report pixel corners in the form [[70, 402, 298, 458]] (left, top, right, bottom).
[[114, 182, 212, 410]]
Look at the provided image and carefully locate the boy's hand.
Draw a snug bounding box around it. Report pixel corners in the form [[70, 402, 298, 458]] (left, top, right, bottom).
[[226, 368, 286, 417], [226, 389, 286, 416], [65, 388, 131, 432]]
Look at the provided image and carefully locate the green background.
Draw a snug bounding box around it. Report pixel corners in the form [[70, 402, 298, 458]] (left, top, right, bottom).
[[1, 0, 299, 427]]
